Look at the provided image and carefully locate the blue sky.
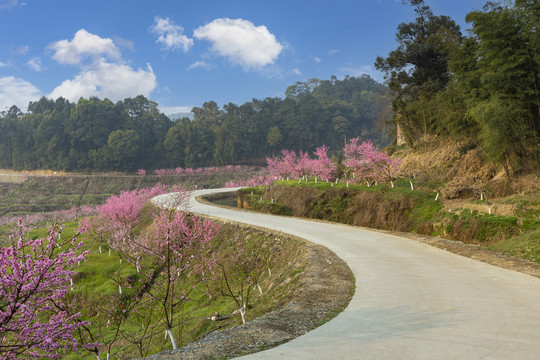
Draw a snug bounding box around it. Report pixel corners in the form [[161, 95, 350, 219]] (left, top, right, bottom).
[[0, 0, 487, 115]]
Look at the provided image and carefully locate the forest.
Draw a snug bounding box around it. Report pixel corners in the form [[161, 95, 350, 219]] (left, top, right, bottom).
[[376, 0, 539, 176], [0, 75, 391, 172]]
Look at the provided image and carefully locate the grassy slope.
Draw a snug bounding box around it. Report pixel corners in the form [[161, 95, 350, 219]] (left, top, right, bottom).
[[9, 196, 304, 359]]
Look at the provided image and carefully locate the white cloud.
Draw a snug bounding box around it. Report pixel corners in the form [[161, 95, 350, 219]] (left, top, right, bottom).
[[339, 65, 382, 82], [49, 29, 120, 65], [47, 30, 156, 102], [291, 68, 301, 76], [193, 18, 282, 71], [313, 56, 321, 63], [187, 60, 213, 70], [16, 45, 29, 55], [113, 36, 135, 51], [49, 61, 156, 102], [150, 17, 193, 52], [0, 0, 18, 10], [27, 57, 42, 72], [0, 61, 6, 67], [0, 76, 41, 111], [328, 49, 339, 55], [158, 105, 193, 116]]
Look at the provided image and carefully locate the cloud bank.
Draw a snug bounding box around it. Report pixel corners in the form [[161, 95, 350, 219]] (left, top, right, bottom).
[[194, 18, 282, 71], [0, 76, 41, 111], [47, 29, 156, 102]]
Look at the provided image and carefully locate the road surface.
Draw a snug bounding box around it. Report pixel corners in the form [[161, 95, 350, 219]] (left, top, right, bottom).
[[154, 188, 540, 360]]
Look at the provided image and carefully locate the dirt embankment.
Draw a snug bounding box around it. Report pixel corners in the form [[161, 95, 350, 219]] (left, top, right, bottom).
[[395, 136, 539, 200], [263, 185, 419, 232]]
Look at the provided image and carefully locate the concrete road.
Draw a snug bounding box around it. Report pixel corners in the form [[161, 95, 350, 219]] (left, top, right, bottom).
[[154, 188, 540, 359]]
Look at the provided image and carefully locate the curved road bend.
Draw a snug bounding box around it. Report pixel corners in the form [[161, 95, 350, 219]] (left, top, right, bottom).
[[153, 188, 540, 360]]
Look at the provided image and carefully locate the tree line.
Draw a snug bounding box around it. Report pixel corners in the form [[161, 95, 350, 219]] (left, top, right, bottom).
[[0, 75, 391, 172], [376, 0, 539, 175]]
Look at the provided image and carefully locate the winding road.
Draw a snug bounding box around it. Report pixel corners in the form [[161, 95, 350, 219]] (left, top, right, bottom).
[[154, 188, 540, 359]]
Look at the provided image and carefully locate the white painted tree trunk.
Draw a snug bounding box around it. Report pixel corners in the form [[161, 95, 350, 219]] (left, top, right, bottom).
[[239, 294, 247, 324], [167, 329, 177, 349], [435, 192, 439, 201], [257, 283, 262, 295], [391, 180, 394, 188], [99, 246, 102, 254], [410, 181, 414, 190]]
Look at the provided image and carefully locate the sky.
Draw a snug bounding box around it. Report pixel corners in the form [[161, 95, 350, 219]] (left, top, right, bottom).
[[0, 0, 488, 116]]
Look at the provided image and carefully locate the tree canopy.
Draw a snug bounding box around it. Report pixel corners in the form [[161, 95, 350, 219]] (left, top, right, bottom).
[[376, 0, 539, 174], [0, 75, 392, 172]]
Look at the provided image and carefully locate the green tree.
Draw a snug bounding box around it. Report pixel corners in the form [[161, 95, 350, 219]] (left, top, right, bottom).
[[465, 1, 540, 173], [375, 0, 462, 144], [164, 118, 189, 168], [266, 126, 282, 155], [105, 129, 141, 170]]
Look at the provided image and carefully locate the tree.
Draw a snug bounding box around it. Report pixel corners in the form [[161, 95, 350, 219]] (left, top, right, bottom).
[[105, 129, 141, 171], [312, 145, 336, 181], [0, 221, 89, 359], [163, 119, 189, 168], [464, 1, 540, 173], [375, 0, 462, 144], [266, 126, 283, 155], [213, 232, 273, 324], [93, 186, 219, 350], [122, 95, 172, 169]]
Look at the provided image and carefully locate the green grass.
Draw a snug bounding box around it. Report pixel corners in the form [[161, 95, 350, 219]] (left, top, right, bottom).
[[24, 216, 305, 359], [489, 228, 540, 263]]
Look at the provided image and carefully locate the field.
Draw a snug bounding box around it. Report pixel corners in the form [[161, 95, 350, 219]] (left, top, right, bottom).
[[0, 169, 260, 218]]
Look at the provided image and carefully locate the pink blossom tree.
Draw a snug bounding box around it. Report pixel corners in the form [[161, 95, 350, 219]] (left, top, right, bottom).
[[343, 138, 401, 186], [266, 149, 312, 179], [117, 210, 220, 349], [311, 145, 336, 181], [344, 138, 376, 183], [0, 221, 89, 359], [91, 185, 216, 351]]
